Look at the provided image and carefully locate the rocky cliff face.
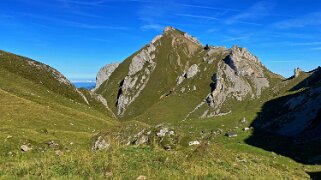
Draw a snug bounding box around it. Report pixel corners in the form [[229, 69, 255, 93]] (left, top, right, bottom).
[[95, 27, 280, 121], [116, 42, 157, 116], [94, 63, 120, 91], [185, 46, 271, 119]]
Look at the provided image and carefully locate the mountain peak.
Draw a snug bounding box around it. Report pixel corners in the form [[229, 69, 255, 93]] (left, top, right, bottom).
[[230, 45, 261, 65], [163, 26, 176, 33]]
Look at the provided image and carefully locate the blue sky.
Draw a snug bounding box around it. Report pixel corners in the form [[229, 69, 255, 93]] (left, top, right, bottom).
[[1, 0, 321, 81]]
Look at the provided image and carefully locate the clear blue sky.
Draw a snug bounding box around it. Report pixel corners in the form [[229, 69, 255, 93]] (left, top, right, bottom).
[[1, 0, 321, 81]]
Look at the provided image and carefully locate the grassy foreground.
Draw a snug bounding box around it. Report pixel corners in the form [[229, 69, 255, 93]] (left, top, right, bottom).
[[0, 141, 316, 179]]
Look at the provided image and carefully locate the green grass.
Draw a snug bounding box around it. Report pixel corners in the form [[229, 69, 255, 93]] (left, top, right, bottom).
[[0, 142, 313, 179]]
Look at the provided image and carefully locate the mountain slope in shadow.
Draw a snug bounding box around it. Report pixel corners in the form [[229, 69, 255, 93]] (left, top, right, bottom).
[[246, 67, 321, 164]]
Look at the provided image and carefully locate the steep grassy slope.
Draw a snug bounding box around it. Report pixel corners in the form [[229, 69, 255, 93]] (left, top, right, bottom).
[[0, 52, 118, 156], [0, 50, 89, 104]]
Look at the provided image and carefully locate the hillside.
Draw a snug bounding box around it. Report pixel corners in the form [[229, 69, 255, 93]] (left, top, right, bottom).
[[1, 27, 321, 179], [0, 51, 118, 156]]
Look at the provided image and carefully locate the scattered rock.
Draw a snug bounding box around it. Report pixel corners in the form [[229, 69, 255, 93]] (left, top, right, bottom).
[[47, 140, 59, 148], [105, 171, 113, 177], [180, 87, 186, 93], [189, 141, 200, 146], [243, 127, 250, 131], [92, 136, 110, 151], [177, 76, 185, 85], [21, 145, 32, 152], [7, 151, 14, 156], [136, 175, 147, 180], [240, 117, 247, 124], [55, 150, 64, 156], [136, 135, 149, 145], [225, 132, 238, 138], [163, 144, 172, 151], [156, 127, 169, 137]]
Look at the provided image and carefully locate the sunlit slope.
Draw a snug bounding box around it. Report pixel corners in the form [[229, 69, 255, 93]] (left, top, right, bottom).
[[0, 51, 118, 154]]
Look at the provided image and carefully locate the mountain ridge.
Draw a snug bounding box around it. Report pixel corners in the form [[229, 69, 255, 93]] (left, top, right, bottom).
[[95, 26, 285, 122]]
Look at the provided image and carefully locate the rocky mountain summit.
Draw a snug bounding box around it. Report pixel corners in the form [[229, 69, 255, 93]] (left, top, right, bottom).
[[95, 27, 282, 121]]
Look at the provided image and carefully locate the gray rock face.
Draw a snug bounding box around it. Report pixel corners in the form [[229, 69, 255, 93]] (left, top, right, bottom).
[[225, 46, 270, 96], [202, 61, 252, 118], [128, 44, 156, 76], [186, 64, 199, 78], [117, 42, 157, 116], [94, 63, 120, 91], [203, 46, 227, 64], [177, 64, 199, 85], [131, 129, 150, 145], [186, 46, 271, 119], [92, 136, 110, 151]]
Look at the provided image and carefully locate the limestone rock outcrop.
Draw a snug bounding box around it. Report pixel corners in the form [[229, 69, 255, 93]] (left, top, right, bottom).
[[94, 63, 120, 91], [177, 64, 199, 85], [117, 42, 157, 116]]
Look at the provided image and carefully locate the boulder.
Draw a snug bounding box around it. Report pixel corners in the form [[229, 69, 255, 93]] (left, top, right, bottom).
[[156, 127, 169, 137], [136, 135, 149, 145], [136, 175, 147, 180], [176, 64, 199, 85], [186, 64, 199, 78], [21, 145, 32, 152], [92, 136, 110, 151], [225, 132, 238, 138], [47, 140, 59, 148], [189, 141, 200, 146]]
